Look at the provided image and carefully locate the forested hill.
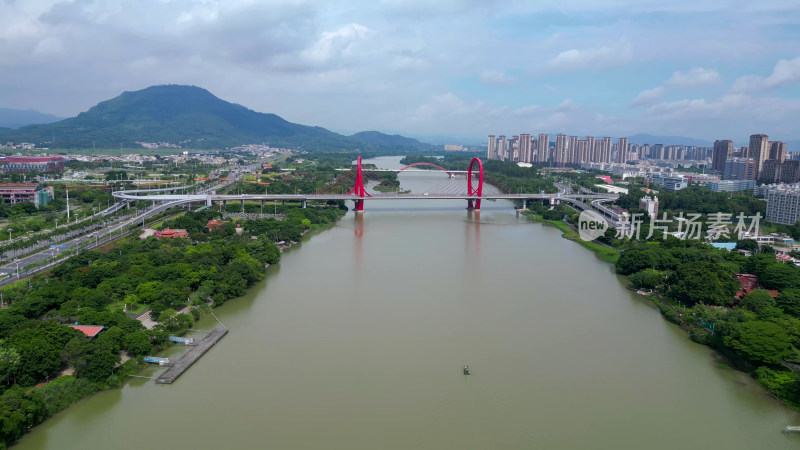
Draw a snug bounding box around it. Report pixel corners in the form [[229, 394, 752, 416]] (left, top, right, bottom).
[[0, 85, 431, 151], [349, 131, 431, 150]]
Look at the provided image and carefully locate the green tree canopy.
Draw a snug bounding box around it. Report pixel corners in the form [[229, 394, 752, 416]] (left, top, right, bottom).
[[741, 289, 776, 313], [724, 321, 794, 365]]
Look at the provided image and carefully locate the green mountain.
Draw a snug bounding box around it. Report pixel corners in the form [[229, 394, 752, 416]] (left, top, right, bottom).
[[0, 85, 427, 151], [0, 108, 63, 129], [349, 131, 431, 150]]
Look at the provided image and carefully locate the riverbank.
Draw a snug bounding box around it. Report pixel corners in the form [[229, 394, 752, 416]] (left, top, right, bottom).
[[521, 210, 619, 264], [524, 205, 800, 414], [0, 205, 348, 447]]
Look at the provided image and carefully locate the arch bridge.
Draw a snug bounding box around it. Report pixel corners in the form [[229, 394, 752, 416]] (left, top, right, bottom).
[[112, 157, 617, 213]]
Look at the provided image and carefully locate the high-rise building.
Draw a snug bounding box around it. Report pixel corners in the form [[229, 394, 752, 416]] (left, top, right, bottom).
[[497, 135, 506, 161], [761, 159, 800, 184], [749, 134, 770, 178], [602, 137, 612, 163], [487, 135, 497, 160], [764, 184, 800, 225], [519, 134, 532, 163], [761, 159, 782, 183], [585, 137, 595, 162], [712, 140, 733, 172], [536, 134, 549, 163], [508, 135, 519, 161], [724, 157, 757, 181], [770, 141, 787, 163], [568, 136, 578, 164], [554, 134, 567, 164], [592, 140, 604, 163], [616, 137, 629, 164]]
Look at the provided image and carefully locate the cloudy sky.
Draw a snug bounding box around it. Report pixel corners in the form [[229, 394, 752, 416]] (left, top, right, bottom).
[[1, 0, 800, 143]]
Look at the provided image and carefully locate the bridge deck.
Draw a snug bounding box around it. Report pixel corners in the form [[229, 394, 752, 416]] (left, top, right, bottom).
[[156, 327, 228, 384]]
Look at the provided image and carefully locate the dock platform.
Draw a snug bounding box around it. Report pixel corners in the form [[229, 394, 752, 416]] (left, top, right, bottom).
[[156, 327, 228, 384]]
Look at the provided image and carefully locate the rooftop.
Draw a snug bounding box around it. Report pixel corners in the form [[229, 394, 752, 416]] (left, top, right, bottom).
[[68, 325, 105, 337]]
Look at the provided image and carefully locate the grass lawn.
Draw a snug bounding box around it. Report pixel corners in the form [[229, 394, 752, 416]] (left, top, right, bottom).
[[105, 302, 148, 315]]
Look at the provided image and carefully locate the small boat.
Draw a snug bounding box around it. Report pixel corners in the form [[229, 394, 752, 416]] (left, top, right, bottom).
[[463, 365, 471, 375]]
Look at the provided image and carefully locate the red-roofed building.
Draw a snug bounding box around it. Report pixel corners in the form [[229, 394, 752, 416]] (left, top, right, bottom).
[[733, 274, 780, 303], [206, 219, 229, 231], [68, 325, 105, 338], [596, 175, 613, 184], [153, 228, 188, 239]]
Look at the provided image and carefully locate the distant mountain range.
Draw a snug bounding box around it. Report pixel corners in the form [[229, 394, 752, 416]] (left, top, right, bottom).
[[0, 85, 432, 151], [0, 108, 63, 129], [349, 131, 431, 150]]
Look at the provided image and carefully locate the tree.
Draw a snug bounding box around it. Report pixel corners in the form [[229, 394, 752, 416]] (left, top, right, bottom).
[[82, 349, 119, 382], [615, 246, 656, 275], [157, 309, 177, 323], [776, 289, 800, 317], [0, 340, 21, 385], [736, 239, 759, 253], [667, 261, 739, 307], [123, 330, 152, 356], [741, 289, 776, 313], [724, 321, 793, 365], [760, 263, 800, 290], [628, 269, 663, 289]]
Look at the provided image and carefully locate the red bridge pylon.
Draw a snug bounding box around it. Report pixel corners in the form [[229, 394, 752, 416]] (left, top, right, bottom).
[[347, 156, 372, 212], [467, 157, 484, 210]]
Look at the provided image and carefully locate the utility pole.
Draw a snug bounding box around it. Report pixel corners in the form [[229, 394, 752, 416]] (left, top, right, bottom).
[[65, 187, 71, 220]]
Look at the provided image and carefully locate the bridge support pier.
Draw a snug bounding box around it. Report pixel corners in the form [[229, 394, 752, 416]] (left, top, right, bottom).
[[206, 197, 212, 207], [466, 199, 481, 211], [260, 200, 265, 208], [301, 200, 307, 209], [354, 199, 364, 213], [240, 199, 244, 212]]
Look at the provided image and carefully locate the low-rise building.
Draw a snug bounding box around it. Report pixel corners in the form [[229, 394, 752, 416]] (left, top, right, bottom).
[[153, 228, 188, 239], [638, 195, 659, 217], [0, 183, 54, 207], [0, 156, 64, 173], [706, 179, 756, 192]]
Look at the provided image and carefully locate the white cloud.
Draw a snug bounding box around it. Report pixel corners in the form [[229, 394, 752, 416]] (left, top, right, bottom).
[[479, 70, 516, 86], [299, 23, 372, 66], [731, 56, 800, 92], [544, 40, 633, 73], [630, 67, 719, 107], [513, 105, 543, 116], [629, 86, 665, 107], [665, 67, 720, 87], [555, 98, 574, 112], [644, 93, 793, 120]]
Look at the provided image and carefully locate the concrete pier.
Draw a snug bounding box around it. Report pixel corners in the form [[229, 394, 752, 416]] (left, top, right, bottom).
[[156, 327, 228, 384]]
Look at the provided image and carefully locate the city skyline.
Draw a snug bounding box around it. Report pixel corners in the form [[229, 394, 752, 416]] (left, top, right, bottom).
[[1, 1, 800, 142]]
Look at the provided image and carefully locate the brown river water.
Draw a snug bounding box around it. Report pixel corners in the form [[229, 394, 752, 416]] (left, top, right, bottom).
[[15, 156, 800, 449]]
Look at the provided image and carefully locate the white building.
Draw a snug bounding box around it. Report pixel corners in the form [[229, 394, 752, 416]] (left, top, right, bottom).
[[764, 184, 800, 224], [639, 195, 659, 217]]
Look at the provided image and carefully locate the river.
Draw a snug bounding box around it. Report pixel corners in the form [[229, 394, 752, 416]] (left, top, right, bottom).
[[15, 156, 800, 449]]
